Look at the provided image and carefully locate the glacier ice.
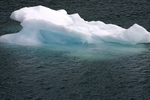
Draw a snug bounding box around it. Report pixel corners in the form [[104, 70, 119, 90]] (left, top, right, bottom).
[[0, 5, 150, 46]]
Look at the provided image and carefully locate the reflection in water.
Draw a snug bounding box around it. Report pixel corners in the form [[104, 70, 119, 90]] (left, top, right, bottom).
[[0, 43, 150, 99]]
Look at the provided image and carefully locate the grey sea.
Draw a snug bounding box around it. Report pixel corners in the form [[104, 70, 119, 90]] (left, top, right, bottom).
[[0, 0, 150, 100]]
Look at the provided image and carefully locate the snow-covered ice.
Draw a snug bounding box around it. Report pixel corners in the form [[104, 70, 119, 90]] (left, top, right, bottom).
[[0, 5, 150, 45]]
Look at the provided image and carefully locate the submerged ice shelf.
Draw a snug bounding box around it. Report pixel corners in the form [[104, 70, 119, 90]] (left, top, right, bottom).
[[0, 5, 150, 46]]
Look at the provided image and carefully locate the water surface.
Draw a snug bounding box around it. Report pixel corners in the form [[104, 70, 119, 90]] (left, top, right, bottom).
[[0, 0, 150, 100]]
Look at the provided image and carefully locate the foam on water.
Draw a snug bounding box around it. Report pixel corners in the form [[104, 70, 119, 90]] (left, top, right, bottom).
[[0, 6, 149, 59]]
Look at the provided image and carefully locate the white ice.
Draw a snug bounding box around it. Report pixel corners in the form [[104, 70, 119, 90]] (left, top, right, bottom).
[[0, 5, 150, 46]]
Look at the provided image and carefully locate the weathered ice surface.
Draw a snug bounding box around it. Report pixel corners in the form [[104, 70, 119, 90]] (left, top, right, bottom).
[[0, 6, 150, 45]]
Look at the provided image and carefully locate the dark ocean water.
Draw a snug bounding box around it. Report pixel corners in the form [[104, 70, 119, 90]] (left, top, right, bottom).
[[0, 0, 150, 100]]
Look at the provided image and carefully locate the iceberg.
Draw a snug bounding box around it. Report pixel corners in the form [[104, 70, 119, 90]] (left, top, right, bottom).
[[0, 5, 150, 46]]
